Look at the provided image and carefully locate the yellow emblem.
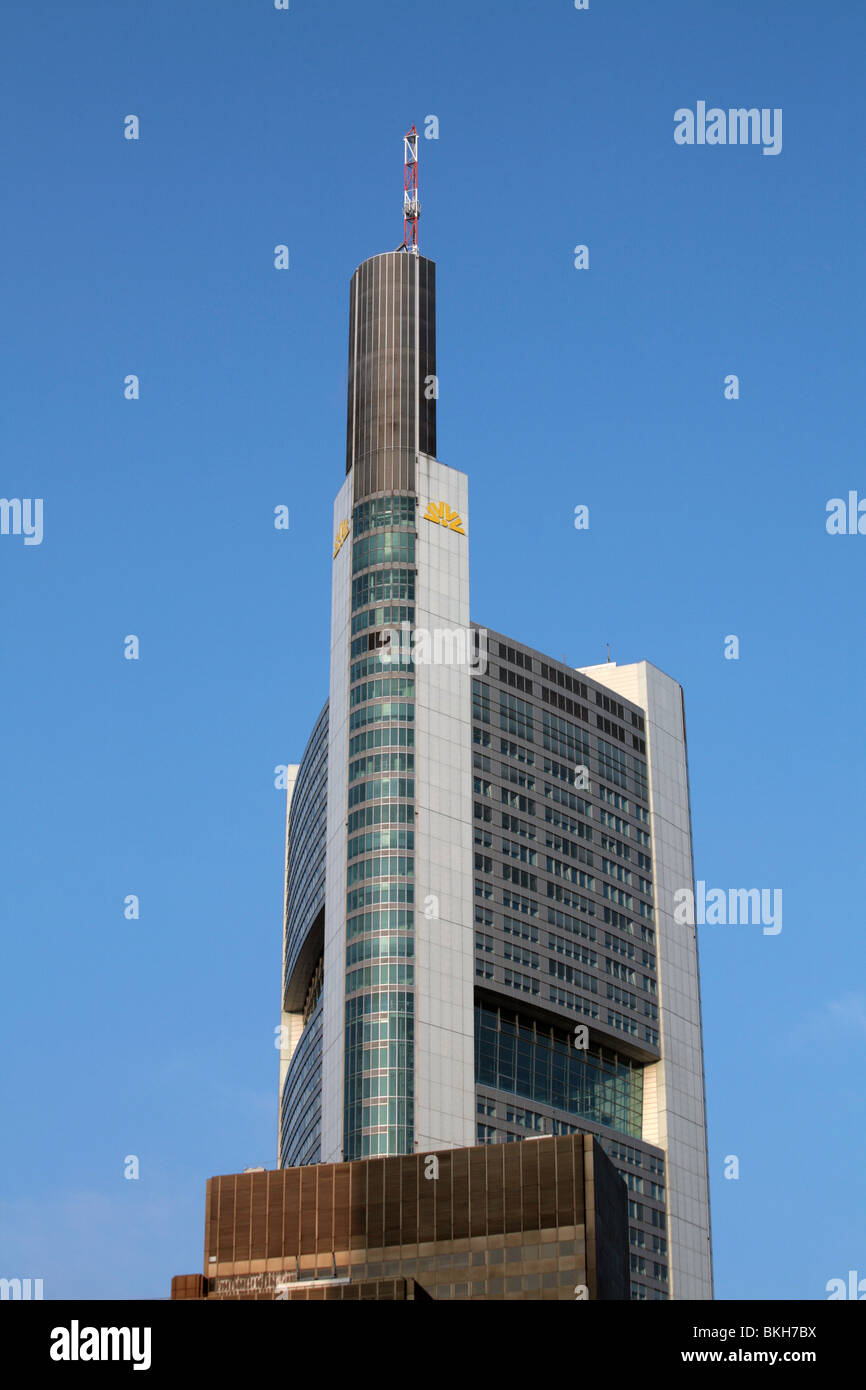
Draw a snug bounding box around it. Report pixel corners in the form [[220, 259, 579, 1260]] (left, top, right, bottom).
[[423, 501, 465, 535], [333, 519, 350, 558]]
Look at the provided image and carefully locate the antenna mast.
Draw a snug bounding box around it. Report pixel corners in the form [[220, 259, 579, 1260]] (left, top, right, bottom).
[[401, 124, 420, 254]]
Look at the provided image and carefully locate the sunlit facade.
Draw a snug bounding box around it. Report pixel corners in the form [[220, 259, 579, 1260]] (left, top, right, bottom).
[[278, 242, 713, 1301]]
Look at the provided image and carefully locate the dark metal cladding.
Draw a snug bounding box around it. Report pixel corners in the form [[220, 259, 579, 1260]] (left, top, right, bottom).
[[177, 1133, 630, 1301], [345, 251, 436, 496]]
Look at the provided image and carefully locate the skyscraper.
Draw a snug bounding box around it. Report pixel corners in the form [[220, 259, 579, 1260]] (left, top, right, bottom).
[[278, 133, 713, 1300]]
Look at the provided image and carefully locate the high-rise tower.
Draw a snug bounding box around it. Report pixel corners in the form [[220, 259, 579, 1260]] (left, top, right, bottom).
[[322, 237, 476, 1166], [279, 129, 712, 1300]]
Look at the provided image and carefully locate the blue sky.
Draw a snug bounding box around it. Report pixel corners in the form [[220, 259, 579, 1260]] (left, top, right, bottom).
[[1, 0, 863, 1300]]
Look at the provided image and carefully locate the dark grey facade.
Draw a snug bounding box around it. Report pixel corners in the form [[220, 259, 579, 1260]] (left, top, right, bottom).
[[345, 250, 436, 497], [470, 628, 668, 1298]]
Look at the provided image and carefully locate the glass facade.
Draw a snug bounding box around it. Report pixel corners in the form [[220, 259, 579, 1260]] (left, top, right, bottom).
[[474, 1003, 643, 1138], [343, 495, 417, 1159], [283, 703, 328, 1001], [279, 702, 329, 1169], [279, 996, 323, 1168]]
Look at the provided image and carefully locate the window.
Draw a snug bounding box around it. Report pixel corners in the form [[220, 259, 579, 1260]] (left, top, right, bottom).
[[353, 496, 415, 534], [504, 943, 539, 969], [503, 915, 538, 943], [503, 968, 539, 995], [472, 680, 491, 724], [352, 530, 415, 571], [499, 691, 534, 741], [499, 665, 534, 695]]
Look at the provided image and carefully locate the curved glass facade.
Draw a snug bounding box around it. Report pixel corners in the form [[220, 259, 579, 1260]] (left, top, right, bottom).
[[283, 702, 328, 1000], [279, 996, 323, 1168], [343, 494, 417, 1159], [279, 701, 328, 1170]]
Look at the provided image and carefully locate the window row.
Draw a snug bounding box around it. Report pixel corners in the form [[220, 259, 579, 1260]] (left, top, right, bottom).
[[348, 776, 415, 807], [349, 752, 414, 783], [347, 802, 414, 834], [352, 495, 415, 535], [350, 676, 416, 706], [346, 935, 415, 965], [346, 850, 414, 884], [346, 881, 414, 911], [541, 682, 589, 722], [352, 566, 415, 610], [351, 604, 415, 636], [352, 530, 415, 572], [346, 907, 414, 939], [348, 726, 414, 757], [349, 700, 415, 729], [347, 828, 414, 859], [345, 964, 415, 993]]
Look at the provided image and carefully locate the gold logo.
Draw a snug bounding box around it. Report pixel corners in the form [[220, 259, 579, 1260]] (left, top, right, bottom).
[[333, 519, 350, 558], [423, 501, 465, 534]]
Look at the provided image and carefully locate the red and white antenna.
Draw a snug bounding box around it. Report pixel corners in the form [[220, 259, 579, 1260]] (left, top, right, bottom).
[[401, 124, 420, 254]]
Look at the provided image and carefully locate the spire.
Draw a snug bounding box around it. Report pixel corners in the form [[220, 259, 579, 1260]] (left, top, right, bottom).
[[401, 124, 420, 254]]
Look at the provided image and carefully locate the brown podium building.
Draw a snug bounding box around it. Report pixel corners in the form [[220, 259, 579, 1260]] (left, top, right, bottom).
[[171, 1132, 629, 1301]]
